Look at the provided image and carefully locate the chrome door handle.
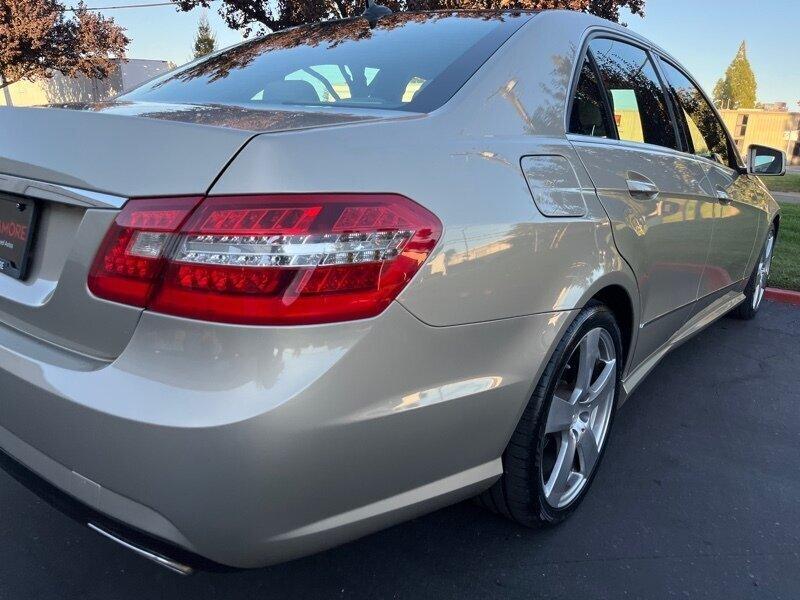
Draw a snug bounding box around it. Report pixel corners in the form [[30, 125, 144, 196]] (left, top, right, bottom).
[[716, 189, 732, 204], [626, 179, 660, 198]]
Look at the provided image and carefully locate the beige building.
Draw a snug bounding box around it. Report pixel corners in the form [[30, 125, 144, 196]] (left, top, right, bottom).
[[720, 108, 800, 165], [609, 106, 799, 166], [1, 59, 174, 108]]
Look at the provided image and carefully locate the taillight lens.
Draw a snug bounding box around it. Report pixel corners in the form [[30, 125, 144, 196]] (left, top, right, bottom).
[[88, 194, 441, 325], [87, 197, 203, 306]]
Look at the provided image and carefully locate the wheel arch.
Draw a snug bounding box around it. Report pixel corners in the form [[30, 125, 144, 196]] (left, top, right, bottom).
[[572, 268, 641, 377], [589, 285, 635, 368]]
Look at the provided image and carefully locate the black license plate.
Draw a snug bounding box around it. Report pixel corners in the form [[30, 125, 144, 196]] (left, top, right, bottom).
[[0, 195, 38, 280]]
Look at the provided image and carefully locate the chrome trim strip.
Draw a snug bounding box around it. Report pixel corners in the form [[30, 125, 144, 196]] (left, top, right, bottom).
[[88, 523, 194, 575], [0, 173, 127, 209], [61, 185, 127, 209], [620, 291, 745, 404]]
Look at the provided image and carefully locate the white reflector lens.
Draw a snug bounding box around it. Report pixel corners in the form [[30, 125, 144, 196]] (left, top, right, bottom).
[[127, 231, 169, 258]]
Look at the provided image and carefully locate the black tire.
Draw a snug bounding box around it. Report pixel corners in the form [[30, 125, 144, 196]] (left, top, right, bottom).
[[730, 225, 775, 321], [477, 302, 623, 527]]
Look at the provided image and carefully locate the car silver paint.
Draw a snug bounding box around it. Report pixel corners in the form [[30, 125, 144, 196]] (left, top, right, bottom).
[[0, 302, 576, 566], [0, 10, 780, 568], [520, 155, 588, 217]]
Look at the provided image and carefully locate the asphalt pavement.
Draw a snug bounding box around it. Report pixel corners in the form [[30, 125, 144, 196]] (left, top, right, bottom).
[[773, 192, 800, 205], [1, 301, 799, 599]]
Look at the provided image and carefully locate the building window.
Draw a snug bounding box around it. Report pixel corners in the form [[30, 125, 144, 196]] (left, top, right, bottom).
[[736, 114, 749, 137]]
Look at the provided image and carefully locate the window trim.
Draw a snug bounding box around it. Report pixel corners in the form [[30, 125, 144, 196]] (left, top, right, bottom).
[[646, 46, 685, 153], [659, 70, 694, 154], [567, 49, 618, 140], [565, 30, 688, 155], [653, 54, 744, 172], [587, 50, 620, 140]]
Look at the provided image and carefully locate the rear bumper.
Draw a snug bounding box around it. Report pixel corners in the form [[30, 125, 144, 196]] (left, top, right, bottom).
[[0, 444, 226, 574], [0, 302, 574, 568]]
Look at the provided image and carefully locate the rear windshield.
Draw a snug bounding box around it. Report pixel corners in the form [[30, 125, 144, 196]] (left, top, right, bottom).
[[121, 12, 531, 113]]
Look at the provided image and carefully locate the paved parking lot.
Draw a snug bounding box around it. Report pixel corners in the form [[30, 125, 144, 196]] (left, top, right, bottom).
[[1, 301, 799, 599], [773, 192, 800, 205]]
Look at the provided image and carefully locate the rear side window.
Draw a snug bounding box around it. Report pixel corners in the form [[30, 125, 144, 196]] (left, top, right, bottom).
[[658, 60, 733, 167], [121, 13, 531, 113], [589, 38, 678, 150], [569, 56, 613, 138]]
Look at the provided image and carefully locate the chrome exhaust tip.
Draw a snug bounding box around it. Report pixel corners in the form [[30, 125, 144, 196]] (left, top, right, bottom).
[[88, 523, 194, 575]]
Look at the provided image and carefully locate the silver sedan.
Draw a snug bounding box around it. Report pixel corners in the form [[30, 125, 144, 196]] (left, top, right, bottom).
[[0, 8, 782, 571]]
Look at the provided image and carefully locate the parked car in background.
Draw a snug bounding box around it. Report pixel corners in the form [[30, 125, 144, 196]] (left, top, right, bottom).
[[0, 9, 783, 572]]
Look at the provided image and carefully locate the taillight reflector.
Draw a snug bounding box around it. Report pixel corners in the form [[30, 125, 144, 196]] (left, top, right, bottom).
[[88, 194, 441, 325]]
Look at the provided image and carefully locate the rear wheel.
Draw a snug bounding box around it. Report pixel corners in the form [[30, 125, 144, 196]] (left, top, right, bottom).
[[731, 226, 775, 320], [478, 303, 622, 526]]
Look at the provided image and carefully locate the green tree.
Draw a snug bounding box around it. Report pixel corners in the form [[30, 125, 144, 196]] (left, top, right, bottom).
[[192, 13, 217, 59], [172, 0, 645, 38], [713, 41, 757, 110]]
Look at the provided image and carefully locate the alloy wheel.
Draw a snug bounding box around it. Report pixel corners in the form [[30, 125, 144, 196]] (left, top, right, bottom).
[[540, 327, 617, 509], [753, 231, 775, 311]]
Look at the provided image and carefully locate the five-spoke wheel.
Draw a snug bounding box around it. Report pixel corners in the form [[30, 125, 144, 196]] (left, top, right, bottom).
[[541, 327, 617, 508], [477, 302, 622, 526], [752, 229, 775, 312], [732, 226, 776, 320]]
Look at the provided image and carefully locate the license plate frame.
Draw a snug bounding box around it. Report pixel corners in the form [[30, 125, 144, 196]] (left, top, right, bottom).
[[0, 194, 39, 281]]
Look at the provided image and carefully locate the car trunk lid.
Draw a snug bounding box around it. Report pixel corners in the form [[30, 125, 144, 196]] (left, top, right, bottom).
[[0, 103, 391, 359]]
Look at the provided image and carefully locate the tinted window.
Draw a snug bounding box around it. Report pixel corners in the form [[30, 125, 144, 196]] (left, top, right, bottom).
[[659, 60, 732, 167], [121, 13, 530, 113], [589, 39, 677, 150], [569, 56, 612, 138]]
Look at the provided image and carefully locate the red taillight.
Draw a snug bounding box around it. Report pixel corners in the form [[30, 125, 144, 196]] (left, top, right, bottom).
[[87, 197, 203, 306], [88, 194, 441, 325]]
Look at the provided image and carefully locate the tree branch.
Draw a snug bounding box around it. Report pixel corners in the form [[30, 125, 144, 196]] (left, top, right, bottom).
[[330, 0, 349, 18], [168, 0, 643, 37]]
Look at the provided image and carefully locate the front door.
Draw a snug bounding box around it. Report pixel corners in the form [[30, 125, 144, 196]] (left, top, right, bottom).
[[656, 58, 762, 302]]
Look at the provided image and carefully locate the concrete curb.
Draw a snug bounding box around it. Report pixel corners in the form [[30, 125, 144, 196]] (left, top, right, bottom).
[[765, 287, 800, 306]]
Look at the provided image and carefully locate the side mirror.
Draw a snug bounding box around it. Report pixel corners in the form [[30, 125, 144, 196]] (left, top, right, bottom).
[[747, 144, 786, 176]]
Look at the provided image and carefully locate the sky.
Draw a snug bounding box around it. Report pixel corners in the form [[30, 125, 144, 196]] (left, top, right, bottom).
[[95, 0, 799, 105]]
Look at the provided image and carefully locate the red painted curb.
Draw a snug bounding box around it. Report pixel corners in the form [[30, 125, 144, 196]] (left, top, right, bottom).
[[765, 288, 800, 306]]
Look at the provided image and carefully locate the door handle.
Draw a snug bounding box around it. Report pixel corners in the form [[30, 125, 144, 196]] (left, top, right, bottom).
[[626, 178, 660, 198], [716, 189, 732, 204]]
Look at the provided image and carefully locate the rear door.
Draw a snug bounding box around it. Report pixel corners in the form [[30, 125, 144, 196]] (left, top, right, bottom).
[[656, 57, 762, 301], [569, 37, 717, 367]]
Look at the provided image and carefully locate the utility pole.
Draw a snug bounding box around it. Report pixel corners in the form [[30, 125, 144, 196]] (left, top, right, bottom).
[[0, 75, 13, 107]]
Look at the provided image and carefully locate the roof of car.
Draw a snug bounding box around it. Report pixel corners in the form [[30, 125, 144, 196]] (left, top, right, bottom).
[[264, 9, 540, 34]]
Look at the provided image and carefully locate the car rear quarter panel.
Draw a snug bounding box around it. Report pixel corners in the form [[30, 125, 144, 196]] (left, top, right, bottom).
[[211, 11, 639, 330]]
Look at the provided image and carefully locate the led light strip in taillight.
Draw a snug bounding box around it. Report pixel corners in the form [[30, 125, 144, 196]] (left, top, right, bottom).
[[88, 194, 441, 325], [171, 230, 414, 268]]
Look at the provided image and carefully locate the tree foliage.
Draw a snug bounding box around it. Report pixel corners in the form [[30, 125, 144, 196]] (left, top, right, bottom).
[[0, 0, 128, 89], [193, 13, 217, 58], [713, 41, 757, 110], [172, 0, 644, 37]]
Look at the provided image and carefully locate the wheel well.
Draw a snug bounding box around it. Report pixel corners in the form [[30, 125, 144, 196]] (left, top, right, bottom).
[[591, 286, 634, 364]]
